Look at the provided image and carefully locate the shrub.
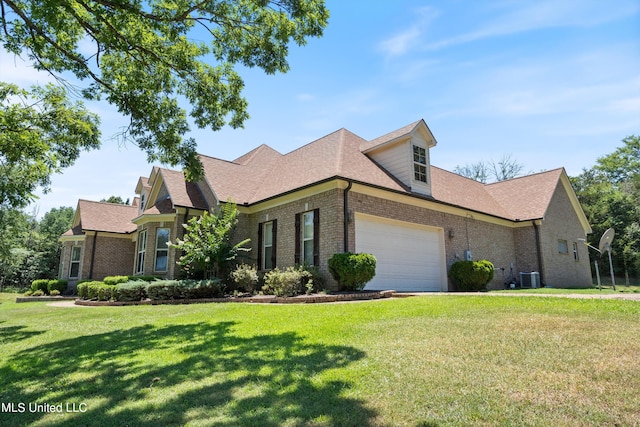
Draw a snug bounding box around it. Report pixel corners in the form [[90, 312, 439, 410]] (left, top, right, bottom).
[[50, 289, 60, 296], [116, 281, 147, 301], [230, 264, 259, 293], [262, 266, 313, 297], [78, 281, 115, 301], [103, 276, 130, 286], [31, 279, 50, 294], [23, 290, 33, 296], [47, 279, 68, 294], [32, 289, 45, 296], [328, 252, 377, 291], [449, 260, 495, 292], [77, 282, 90, 299], [127, 275, 159, 282], [144, 279, 225, 300]]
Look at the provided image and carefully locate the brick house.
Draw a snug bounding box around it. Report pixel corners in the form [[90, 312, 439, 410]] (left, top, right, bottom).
[[60, 119, 593, 291]]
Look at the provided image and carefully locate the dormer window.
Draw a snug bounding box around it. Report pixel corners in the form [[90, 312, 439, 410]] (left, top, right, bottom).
[[413, 145, 427, 183], [139, 191, 146, 212]]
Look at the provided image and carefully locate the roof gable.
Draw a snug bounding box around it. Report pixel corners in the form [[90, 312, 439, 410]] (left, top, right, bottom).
[[360, 119, 437, 153], [71, 200, 138, 234]]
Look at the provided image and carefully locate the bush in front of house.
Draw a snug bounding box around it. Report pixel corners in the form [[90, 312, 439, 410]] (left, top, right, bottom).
[[115, 281, 148, 301], [230, 264, 259, 293], [449, 260, 495, 292], [77, 281, 115, 301], [103, 276, 130, 286], [31, 279, 50, 294], [145, 279, 224, 300], [47, 279, 68, 294], [127, 275, 160, 282], [262, 266, 313, 297], [328, 252, 377, 291]]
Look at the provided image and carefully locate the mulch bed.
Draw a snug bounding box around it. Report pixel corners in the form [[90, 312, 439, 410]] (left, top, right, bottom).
[[72, 290, 397, 306]]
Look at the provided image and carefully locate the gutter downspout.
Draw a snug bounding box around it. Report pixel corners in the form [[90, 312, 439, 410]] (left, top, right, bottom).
[[89, 231, 98, 279], [343, 180, 353, 253], [532, 220, 545, 285]]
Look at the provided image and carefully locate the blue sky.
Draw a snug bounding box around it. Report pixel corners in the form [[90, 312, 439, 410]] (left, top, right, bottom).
[[2, 0, 639, 216]]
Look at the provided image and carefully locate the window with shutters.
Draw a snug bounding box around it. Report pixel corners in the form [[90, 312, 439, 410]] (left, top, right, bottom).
[[295, 209, 319, 267]]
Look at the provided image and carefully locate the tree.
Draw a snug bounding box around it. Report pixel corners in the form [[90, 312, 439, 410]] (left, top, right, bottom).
[[572, 135, 640, 280], [0, 205, 74, 289], [0, 0, 329, 181], [454, 154, 524, 183], [0, 82, 100, 208], [170, 201, 250, 279], [100, 196, 129, 205]]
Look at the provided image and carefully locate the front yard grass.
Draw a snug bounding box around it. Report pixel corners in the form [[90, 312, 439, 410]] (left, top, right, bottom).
[[1, 292, 639, 426]]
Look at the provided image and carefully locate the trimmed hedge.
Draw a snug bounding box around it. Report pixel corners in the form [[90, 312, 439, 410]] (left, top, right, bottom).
[[145, 280, 224, 300], [31, 279, 50, 294], [77, 281, 116, 301], [449, 260, 495, 292], [103, 276, 130, 286], [116, 281, 147, 301], [262, 266, 313, 297], [127, 275, 160, 282], [47, 279, 68, 294], [328, 252, 377, 291]]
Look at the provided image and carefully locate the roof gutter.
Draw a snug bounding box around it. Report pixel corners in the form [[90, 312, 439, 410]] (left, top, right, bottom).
[[343, 180, 353, 252], [532, 220, 545, 285], [89, 231, 98, 279]]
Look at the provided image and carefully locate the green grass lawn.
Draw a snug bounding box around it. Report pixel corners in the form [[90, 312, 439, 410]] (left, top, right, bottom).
[[491, 284, 640, 295], [1, 293, 639, 426]]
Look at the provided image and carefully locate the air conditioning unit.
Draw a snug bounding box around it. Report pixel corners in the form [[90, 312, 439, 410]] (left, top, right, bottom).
[[520, 272, 540, 288]]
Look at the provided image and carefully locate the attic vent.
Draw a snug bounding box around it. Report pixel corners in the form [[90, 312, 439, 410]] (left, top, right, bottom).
[[519, 272, 540, 288]]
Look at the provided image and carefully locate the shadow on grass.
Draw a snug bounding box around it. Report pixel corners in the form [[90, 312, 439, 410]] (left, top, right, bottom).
[[0, 324, 44, 343], [0, 321, 376, 426]]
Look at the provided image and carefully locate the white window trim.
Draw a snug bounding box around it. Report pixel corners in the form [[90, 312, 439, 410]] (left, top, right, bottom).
[[69, 246, 82, 278], [262, 221, 273, 270], [136, 230, 147, 275], [154, 228, 170, 272], [302, 211, 314, 266], [413, 145, 427, 183]]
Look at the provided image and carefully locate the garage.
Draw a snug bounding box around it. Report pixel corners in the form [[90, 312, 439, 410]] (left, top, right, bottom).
[[355, 213, 446, 292]]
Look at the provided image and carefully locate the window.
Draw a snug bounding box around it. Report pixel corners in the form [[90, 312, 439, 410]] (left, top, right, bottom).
[[70, 246, 81, 278], [136, 230, 147, 274], [155, 228, 170, 272], [573, 242, 579, 261], [260, 221, 276, 270], [413, 145, 427, 183], [302, 212, 314, 265], [558, 239, 569, 254], [139, 192, 146, 212], [295, 209, 319, 266]]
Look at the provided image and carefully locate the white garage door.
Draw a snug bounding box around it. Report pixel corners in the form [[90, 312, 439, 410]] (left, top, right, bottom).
[[355, 214, 446, 292]]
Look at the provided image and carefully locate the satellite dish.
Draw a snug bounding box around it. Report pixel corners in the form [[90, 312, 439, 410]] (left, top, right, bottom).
[[598, 228, 615, 254]]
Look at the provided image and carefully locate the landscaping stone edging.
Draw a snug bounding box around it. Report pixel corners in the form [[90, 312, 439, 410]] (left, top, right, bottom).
[[73, 290, 397, 306], [16, 296, 78, 303]]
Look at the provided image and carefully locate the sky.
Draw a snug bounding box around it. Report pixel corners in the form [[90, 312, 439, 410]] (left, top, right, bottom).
[[2, 0, 639, 217]]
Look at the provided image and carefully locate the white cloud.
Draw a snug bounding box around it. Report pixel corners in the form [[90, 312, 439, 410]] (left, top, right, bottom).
[[377, 6, 439, 57], [425, 0, 640, 51]]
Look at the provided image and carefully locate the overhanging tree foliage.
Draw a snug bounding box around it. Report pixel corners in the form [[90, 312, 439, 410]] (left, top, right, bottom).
[[0, 0, 329, 182], [0, 82, 100, 207]]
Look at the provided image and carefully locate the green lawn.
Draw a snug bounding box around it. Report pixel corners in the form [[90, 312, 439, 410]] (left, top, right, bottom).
[[1, 293, 639, 426], [491, 284, 640, 295]]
